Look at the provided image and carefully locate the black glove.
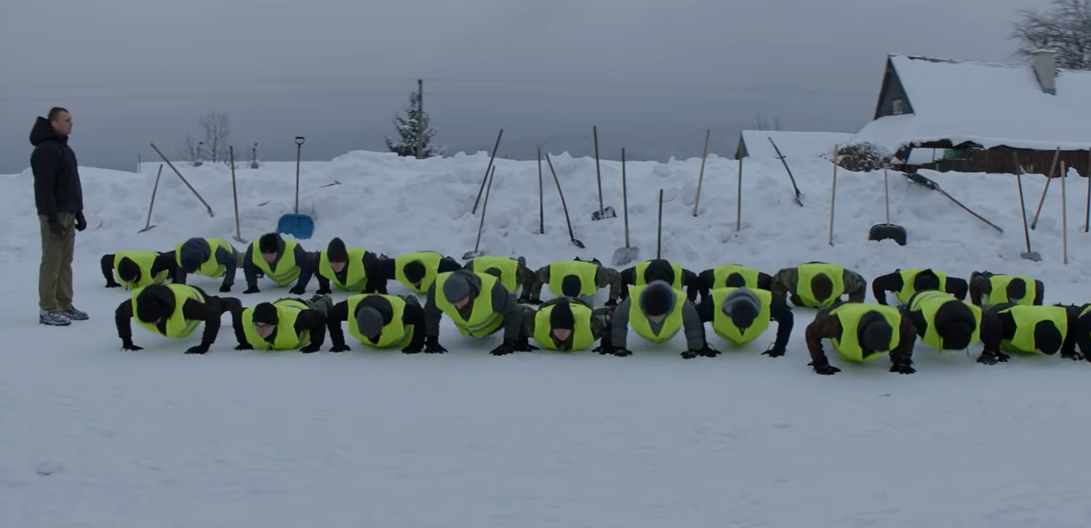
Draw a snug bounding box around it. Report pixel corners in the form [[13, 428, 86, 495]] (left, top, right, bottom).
[[47, 217, 65, 237], [1061, 350, 1084, 361], [490, 341, 516, 356], [316, 288, 332, 295], [289, 285, 306, 295], [762, 344, 786, 358], [604, 298, 618, 307], [890, 362, 916, 374], [809, 360, 840, 375], [243, 286, 260, 294], [610, 348, 633, 357], [424, 337, 447, 354], [512, 338, 538, 352], [976, 350, 1009, 365], [592, 342, 612, 355], [122, 341, 143, 351], [681, 344, 720, 359], [105, 281, 121, 288], [75, 211, 87, 231], [234, 343, 254, 351], [300, 344, 321, 353], [330, 344, 351, 353], [219, 284, 232, 293], [401, 344, 422, 354], [185, 344, 209, 354]]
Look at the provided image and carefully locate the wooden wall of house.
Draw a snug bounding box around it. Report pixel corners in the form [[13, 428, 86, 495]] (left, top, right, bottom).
[[916, 147, 1091, 177]]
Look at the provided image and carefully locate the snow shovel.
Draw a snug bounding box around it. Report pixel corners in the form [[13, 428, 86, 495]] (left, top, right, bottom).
[[138, 164, 162, 233], [903, 171, 1003, 233], [868, 166, 907, 245], [768, 137, 803, 206], [545, 153, 586, 248], [590, 126, 616, 221], [228, 146, 245, 243], [611, 147, 639, 266], [276, 136, 315, 239], [1014, 156, 1041, 261], [463, 165, 496, 260], [656, 188, 665, 259]]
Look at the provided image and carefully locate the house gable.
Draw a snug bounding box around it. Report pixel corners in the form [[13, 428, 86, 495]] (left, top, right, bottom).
[[873, 56, 914, 119]]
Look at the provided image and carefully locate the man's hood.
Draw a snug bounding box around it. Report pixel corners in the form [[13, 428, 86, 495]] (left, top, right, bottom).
[[29, 117, 63, 147]]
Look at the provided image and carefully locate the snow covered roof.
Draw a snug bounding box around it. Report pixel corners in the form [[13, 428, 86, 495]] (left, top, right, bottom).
[[736, 130, 854, 159], [852, 54, 1091, 152]]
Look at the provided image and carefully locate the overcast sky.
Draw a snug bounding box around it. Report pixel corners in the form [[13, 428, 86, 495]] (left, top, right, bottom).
[[0, 0, 1049, 172]]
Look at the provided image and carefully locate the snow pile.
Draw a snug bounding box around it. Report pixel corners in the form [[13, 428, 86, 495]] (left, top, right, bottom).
[[854, 54, 1091, 151], [3, 150, 1091, 528]]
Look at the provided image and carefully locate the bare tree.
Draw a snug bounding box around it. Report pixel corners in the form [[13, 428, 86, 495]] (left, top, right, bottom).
[[1011, 0, 1091, 69], [199, 110, 231, 163], [752, 112, 782, 131]]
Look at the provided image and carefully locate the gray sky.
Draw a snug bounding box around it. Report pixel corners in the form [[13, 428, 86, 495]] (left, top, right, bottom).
[[0, 0, 1048, 173]]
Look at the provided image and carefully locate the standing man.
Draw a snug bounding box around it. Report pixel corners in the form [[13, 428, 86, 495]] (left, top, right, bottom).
[[31, 107, 87, 326]]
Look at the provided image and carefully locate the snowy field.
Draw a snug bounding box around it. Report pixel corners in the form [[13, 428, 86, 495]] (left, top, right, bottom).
[[3, 149, 1091, 527]]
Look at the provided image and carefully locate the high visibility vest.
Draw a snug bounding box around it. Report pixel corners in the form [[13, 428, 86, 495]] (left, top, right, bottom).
[[709, 287, 771, 346], [895, 269, 949, 306], [433, 272, 504, 338], [627, 284, 684, 344], [827, 303, 901, 362], [175, 238, 236, 278], [114, 251, 170, 289], [394, 251, 443, 294], [131, 284, 205, 338], [633, 261, 684, 291], [241, 300, 311, 350], [985, 275, 1038, 306], [711, 265, 762, 290], [908, 290, 980, 350], [998, 305, 1067, 354], [532, 302, 595, 351], [796, 263, 845, 308], [318, 248, 368, 291], [249, 240, 301, 285], [546, 260, 599, 297], [346, 294, 414, 349], [467, 256, 519, 292]]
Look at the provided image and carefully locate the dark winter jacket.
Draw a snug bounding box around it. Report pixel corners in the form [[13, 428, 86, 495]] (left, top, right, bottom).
[[804, 302, 915, 369], [326, 294, 426, 351], [30, 117, 83, 218], [175, 238, 239, 288], [872, 269, 969, 305], [231, 301, 327, 349], [619, 259, 700, 302], [316, 250, 387, 294], [101, 251, 178, 286], [424, 269, 523, 342], [696, 289, 793, 352], [242, 238, 315, 290], [114, 285, 226, 347]]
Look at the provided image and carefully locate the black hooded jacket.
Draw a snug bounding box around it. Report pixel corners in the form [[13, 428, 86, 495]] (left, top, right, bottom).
[[30, 117, 83, 218], [326, 295, 426, 350], [114, 285, 227, 347]]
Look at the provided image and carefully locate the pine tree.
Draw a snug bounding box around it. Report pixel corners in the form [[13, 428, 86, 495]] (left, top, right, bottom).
[[385, 91, 440, 158]]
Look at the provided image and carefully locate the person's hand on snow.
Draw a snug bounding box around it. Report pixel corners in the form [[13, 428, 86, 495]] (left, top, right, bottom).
[[976, 350, 1009, 365], [185, 344, 209, 354], [300, 344, 321, 354], [235, 343, 253, 351], [762, 344, 786, 358], [424, 337, 447, 354], [329, 344, 350, 353], [810, 360, 840, 375], [75, 211, 87, 232], [243, 286, 260, 294], [219, 284, 232, 293], [105, 281, 121, 288], [400, 343, 421, 354], [609, 348, 632, 357], [1061, 350, 1084, 361], [316, 288, 332, 295], [682, 344, 719, 359], [890, 362, 915, 374], [121, 341, 143, 351], [490, 341, 516, 356], [289, 285, 306, 295]]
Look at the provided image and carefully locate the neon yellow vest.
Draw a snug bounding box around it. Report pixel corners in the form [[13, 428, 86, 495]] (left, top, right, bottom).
[[896, 269, 949, 306], [998, 305, 1068, 354], [547, 260, 599, 297], [986, 275, 1038, 306], [908, 291, 980, 350], [468, 256, 519, 292], [828, 303, 901, 362], [633, 261, 684, 291], [796, 263, 845, 308], [346, 294, 414, 349], [433, 272, 504, 338], [114, 251, 170, 290], [132, 284, 205, 338], [318, 248, 368, 291], [712, 265, 761, 290], [241, 300, 310, 350], [532, 302, 595, 351], [395, 251, 443, 294], [250, 240, 301, 285], [175, 238, 235, 278], [710, 287, 772, 346], [627, 284, 684, 344]]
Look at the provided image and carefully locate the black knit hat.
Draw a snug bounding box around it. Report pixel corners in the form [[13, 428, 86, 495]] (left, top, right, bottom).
[[259, 233, 280, 254], [913, 269, 941, 292], [724, 272, 746, 288], [858, 311, 893, 352], [1006, 278, 1028, 303], [252, 302, 278, 325], [550, 299, 575, 330], [327, 237, 348, 263], [561, 275, 583, 297], [810, 273, 834, 303], [403, 260, 426, 283], [935, 301, 975, 349], [355, 306, 383, 339], [117, 257, 141, 283], [135, 285, 170, 323], [640, 281, 674, 317], [1034, 320, 1062, 354], [728, 301, 758, 330]]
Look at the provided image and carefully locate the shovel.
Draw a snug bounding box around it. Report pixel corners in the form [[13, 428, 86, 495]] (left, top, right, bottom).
[[611, 147, 640, 266], [867, 165, 907, 245], [463, 165, 496, 260], [590, 125, 616, 221], [656, 188, 664, 259], [544, 153, 586, 248], [228, 146, 246, 243], [138, 164, 162, 233], [1014, 155, 1041, 261]]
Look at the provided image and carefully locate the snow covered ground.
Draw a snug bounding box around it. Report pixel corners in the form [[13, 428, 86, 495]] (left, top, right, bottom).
[[3, 150, 1090, 527]]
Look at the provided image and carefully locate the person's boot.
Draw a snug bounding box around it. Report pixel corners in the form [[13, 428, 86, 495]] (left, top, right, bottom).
[[39, 310, 71, 326], [60, 306, 89, 321]]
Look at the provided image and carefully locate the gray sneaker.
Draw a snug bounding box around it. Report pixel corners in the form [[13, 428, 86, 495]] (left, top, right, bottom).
[[39, 310, 71, 326], [60, 306, 89, 321]]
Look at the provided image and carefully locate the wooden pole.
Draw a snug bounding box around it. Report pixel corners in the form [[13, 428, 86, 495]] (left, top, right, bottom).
[[828, 150, 838, 246], [229, 146, 243, 242], [537, 145, 544, 234], [1084, 148, 1090, 233], [593, 125, 603, 216], [471, 129, 503, 214], [416, 79, 424, 159], [735, 156, 743, 231], [1061, 161, 1068, 264], [692, 128, 710, 216], [1030, 147, 1062, 229]]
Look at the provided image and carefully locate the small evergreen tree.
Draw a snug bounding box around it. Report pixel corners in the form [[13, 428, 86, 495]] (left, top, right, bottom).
[[385, 91, 440, 157]]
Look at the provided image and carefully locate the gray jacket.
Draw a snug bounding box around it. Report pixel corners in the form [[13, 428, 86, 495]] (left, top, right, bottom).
[[610, 295, 706, 351], [424, 269, 523, 342]]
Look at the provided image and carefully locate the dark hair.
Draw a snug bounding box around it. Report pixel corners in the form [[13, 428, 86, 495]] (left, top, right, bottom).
[[47, 107, 69, 121]]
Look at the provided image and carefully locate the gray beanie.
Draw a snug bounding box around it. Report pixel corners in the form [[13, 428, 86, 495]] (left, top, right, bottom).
[[356, 306, 383, 339], [640, 280, 675, 316], [443, 273, 473, 302], [721, 288, 760, 329]]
